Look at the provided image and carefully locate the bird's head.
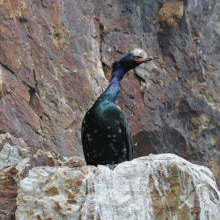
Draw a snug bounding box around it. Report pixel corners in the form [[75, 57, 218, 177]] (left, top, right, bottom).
[[111, 54, 158, 81]]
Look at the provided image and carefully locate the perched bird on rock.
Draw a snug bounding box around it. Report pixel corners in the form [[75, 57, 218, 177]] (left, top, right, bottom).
[[82, 54, 158, 168]]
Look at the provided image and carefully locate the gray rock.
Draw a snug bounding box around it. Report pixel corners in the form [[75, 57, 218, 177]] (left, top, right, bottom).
[[16, 154, 220, 220]]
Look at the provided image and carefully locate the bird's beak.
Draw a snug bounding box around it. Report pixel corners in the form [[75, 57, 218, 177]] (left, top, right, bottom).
[[134, 56, 158, 64]]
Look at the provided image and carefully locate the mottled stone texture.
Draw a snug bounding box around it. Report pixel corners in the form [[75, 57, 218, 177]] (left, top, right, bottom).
[[0, 0, 220, 188], [16, 154, 220, 220], [0, 133, 85, 220]]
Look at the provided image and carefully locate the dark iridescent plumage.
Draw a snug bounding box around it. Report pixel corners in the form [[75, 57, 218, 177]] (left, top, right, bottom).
[[82, 54, 157, 166]]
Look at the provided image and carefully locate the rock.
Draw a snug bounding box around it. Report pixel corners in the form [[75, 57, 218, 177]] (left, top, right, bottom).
[[0, 132, 27, 151], [0, 0, 108, 157], [16, 154, 220, 220], [1, 0, 220, 194], [16, 166, 95, 220], [0, 133, 85, 219], [153, 1, 184, 31]]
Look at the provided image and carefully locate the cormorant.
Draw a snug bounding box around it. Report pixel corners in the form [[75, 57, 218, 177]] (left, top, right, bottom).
[[82, 54, 157, 167]]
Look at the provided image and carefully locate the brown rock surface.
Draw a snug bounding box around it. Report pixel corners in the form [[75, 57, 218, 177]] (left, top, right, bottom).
[[0, 0, 220, 189]]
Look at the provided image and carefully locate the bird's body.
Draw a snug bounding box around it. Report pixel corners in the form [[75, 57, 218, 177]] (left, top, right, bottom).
[[82, 54, 157, 166], [82, 80, 132, 166]]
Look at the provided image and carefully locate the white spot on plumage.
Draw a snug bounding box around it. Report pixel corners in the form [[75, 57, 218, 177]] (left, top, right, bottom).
[[113, 134, 116, 138], [109, 143, 115, 150], [86, 134, 92, 141], [122, 148, 127, 157], [107, 135, 112, 138], [94, 130, 98, 133], [118, 129, 122, 133], [108, 127, 111, 129]]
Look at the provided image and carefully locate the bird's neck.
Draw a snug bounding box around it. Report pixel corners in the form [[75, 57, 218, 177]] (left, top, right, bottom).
[[99, 69, 125, 104]]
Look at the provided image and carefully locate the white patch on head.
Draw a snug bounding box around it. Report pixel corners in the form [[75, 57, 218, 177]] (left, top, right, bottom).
[[130, 48, 158, 89]]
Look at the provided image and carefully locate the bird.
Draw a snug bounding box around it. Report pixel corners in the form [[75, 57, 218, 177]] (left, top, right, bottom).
[[81, 54, 158, 168]]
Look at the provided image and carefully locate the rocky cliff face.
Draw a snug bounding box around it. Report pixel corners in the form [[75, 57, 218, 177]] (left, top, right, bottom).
[[0, 0, 220, 189]]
